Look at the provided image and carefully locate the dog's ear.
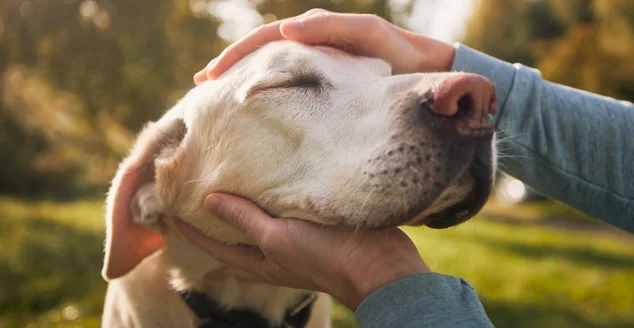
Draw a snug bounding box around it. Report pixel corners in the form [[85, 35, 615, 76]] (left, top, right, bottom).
[[102, 110, 187, 281]]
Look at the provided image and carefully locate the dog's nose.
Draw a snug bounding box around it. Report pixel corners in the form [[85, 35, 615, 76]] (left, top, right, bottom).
[[421, 74, 497, 136]]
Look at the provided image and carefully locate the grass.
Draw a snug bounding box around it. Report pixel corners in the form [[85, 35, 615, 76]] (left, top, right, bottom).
[[1, 197, 633, 328], [0, 198, 106, 328]]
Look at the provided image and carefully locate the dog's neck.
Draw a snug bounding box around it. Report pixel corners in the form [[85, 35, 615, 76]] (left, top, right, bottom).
[[162, 228, 312, 326]]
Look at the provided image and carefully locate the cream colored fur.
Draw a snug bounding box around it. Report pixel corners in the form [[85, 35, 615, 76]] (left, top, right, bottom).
[[102, 41, 495, 327]]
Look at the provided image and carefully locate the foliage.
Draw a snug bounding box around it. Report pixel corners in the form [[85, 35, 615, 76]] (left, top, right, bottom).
[[463, 0, 634, 101], [0, 0, 409, 197], [1, 197, 633, 327]]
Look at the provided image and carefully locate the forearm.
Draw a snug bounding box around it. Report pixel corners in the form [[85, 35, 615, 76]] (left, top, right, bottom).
[[355, 273, 494, 328], [451, 44, 634, 231]]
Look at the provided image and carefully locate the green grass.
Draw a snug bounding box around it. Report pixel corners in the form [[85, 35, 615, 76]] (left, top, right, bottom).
[[0, 198, 106, 328], [1, 197, 633, 328]]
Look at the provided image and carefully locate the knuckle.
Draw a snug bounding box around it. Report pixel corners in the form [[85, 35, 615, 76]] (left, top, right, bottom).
[[232, 206, 250, 224], [318, 13, 337, 42], [306, 8, 327, 15], [258, 222, 287, 251], [361, 14, 387, 40], [258, 226, 275, 248], [362, 14, 384, 29]]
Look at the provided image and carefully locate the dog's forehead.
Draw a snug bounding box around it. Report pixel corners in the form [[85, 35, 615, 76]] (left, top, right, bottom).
[[255, 42, 336, 71], [252, 41, 390, 77]]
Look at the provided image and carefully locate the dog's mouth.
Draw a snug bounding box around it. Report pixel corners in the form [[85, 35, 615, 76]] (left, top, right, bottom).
[[423, 152, 493, 229]]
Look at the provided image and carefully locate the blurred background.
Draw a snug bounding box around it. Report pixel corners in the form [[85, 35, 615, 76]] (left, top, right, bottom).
[[1, 0, 633, 327]]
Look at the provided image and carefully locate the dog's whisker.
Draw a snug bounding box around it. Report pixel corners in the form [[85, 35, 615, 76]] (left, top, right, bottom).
[[399, 198, 409, 224], [182, 178, 209, 185], [496, 154, 533, 160], [496, 155, 532, 167], [358, 185, 378, 220], [494, 130, 526, 141]]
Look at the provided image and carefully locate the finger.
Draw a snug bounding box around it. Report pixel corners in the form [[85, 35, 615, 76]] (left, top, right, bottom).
[[206, 9, 326, 80], [206, 23, 284, 79], [204, 194, 278, 240], [174, 217, 265, 272], [193, 58, 217, 85], [280, 13, 384, 48]]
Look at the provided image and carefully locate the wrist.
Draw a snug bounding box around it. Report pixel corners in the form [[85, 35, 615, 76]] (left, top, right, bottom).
[[336, 255, 430, 310], [412, 34, 456, 72]]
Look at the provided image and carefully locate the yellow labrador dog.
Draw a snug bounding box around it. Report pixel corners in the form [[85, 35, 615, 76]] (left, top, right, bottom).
[[102, 40, 497, 327]]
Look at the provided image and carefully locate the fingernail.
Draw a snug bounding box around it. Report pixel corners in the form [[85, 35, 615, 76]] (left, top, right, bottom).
[[204, 194, 224, 212], [193, 71, 205, 84], [281, 19, 305, 37]]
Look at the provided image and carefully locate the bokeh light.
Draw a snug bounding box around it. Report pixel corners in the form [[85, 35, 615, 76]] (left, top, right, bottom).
[[20, 1, 34, 17]]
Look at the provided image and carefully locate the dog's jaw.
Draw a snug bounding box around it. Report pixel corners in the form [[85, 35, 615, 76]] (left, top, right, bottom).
[[161, 225, 315, 326], [127, 180, 318, 326]]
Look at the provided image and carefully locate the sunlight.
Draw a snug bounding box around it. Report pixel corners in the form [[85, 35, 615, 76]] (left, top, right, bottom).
[[79, 0, 111, 29], [407, 0, 476, 42], [209, 0, 262, 42]]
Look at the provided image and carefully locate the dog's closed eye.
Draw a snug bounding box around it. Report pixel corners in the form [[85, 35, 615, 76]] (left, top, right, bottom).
[[283, 73, 323, 88], [245, 72, 330, 98]]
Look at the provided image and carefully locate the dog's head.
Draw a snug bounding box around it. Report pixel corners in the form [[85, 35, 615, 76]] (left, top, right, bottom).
[[103, 41, 497, 280]]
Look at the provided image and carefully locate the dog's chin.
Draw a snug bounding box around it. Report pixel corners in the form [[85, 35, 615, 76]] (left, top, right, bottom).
[[331, 161, 493, 230], [362, 151, 494, 230], [423, 187, 482, 229], [422, 155, 494, 229]]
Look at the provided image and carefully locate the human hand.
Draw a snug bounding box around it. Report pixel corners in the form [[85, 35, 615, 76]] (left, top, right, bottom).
[[174, 193, 430, 310], [194, 9, 456, 84]]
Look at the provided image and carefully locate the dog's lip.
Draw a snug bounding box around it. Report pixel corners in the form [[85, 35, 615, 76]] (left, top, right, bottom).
[[423, 187, 479, 229], [423, 154, 492, 229]]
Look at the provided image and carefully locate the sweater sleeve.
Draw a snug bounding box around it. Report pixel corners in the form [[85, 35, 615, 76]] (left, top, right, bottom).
[[355, 273, 493, 328], [451, 43, 634, 232]]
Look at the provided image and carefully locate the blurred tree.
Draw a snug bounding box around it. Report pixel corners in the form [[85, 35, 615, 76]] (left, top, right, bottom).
[[463, 0, 634, 101], [0, 0, 413, 197]]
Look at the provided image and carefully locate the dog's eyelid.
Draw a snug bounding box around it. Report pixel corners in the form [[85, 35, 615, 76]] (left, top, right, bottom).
[[288, 72, 324, 87], [244, 72, 331, 98]]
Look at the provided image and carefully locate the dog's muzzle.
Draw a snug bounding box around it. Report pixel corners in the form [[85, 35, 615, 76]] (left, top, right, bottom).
[[417, 73, 497, 228]]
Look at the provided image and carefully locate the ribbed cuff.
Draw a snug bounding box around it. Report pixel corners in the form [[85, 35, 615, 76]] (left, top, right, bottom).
[[355, 272, 492, 328]]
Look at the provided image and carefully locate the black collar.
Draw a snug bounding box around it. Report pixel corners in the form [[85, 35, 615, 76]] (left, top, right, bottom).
[[179, 290, 316, 328]]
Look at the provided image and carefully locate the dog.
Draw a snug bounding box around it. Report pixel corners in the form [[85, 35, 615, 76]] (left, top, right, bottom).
[[101, 40, 497, 327]]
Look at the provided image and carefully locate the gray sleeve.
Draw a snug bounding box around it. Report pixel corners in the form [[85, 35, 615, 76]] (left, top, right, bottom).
[[451, 43, 634, 232], [355, 273, 494, 328]]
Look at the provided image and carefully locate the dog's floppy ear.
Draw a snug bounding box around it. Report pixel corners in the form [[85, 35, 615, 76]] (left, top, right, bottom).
[[102, 109, 187, 281]]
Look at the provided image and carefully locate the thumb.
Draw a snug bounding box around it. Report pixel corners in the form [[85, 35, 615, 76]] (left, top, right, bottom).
[[280, 13, 384, 46], [174, 217, 266, 272], [204, 193, 277, 241]]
